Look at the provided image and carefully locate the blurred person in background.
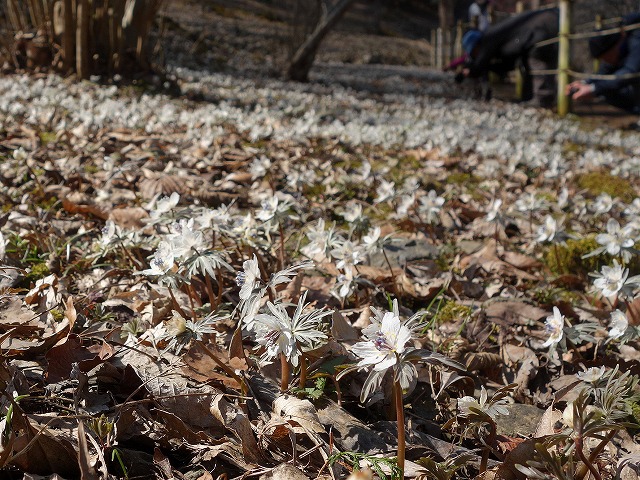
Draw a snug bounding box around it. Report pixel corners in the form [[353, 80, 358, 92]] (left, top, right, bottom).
[[469, 0, 492, 32], [461, 7, 559, 107], [567, 13, 640, 114]]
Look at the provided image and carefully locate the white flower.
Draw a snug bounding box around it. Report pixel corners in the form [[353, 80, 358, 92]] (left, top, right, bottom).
[[592, 261, 632, 298], [100, 220, 118, 246], [515, 192, 545, 213], [237, 254, 261, 301], [592, 193, 614, 215], [255, 195, 279, 222], [253, 292, 330, 366], [340, 201, 365, 224], [168, 219, 206, 260], [149, 192, 180, 219], [608, 309, 629, 339], [457, 386, 509, 420], [418, 190, 445, 224], [141, 241, 175, 276], [485, 199, 502, 222], [576, 366, 606, 384], [362, 226, 382, 254], [374, 179, 396, 204], [541, 307, 564, 348], [250, 155, 271, 180], [595, 218, 636, 257], [536, 216, 558, 243], [330, 239, 366, 271], [351, 311, 411, 372], [394, 193, 415, 219]]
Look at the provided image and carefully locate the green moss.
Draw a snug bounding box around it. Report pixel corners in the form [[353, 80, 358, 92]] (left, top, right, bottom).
[[435, 300, 473, 324], [544, 236, 602, 276], [533, 286, 580, 304], [544, 236, 640, 276], [50, 308, 65, 322], [576, 171, 636, 203], [445, 172, 479, 185], [38, 131, 57, 146], [84, 164, 99, 174], [27, 263, 50, 281]]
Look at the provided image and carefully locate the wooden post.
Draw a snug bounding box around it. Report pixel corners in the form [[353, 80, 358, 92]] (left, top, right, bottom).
[[444, 28, 452, 66], [514, 2, 524, 100], [62, 0, 75, 73], [76, 0, 89, 79], [455, 20, 463, 58], [430, 30, 436, 67], [557, 0, 571, 116], [593, 14, 602, 72], [436, 27, 443, 69]]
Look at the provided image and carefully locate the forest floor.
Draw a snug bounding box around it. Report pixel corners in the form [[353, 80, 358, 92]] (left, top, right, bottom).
[[1, 1, 640, 480]]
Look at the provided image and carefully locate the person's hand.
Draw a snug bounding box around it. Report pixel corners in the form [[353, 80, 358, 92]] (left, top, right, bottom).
[[566, 81, 595, 101]]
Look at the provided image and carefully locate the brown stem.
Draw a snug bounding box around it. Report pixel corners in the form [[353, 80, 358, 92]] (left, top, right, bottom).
[[575, 434, 602, 480], [278, 221, 286, 271], [217, 269, 224, 307], [205, 274, 216, 309], [280, 353, 291, 392], [393, 379, 405, 478], [168, 287, 189, 320], [299, 353, 308, 390], [382, 248, 396, 282], [575, 429, 615, 480], [480, 421, 496, 474], [187, 285, 198, 322]]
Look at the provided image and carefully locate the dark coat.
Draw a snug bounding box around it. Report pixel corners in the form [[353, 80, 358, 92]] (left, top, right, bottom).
[[590, 13, 640, 95], [466, 8, 559, 78]]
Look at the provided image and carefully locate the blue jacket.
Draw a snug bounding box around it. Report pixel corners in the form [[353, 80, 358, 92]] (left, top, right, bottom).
[[590, 13, 640, 95]]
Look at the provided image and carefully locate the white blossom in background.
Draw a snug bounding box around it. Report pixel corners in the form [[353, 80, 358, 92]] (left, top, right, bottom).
[[140, 241, 176, 276], [536, 216, 563, 243], [418, 190, 445, 224], [576, 366, 606, 384], [330, 239, 366, 273], [541, 307, 564, 348], [340, 201, 365, 224], [374, 179, 396, 204], [457, 387, 509, 420], [485, 198, 503, 223], [149, 192, 180, 220], [557, 187, 570, 210], [624, 198, 640, 217], [237, 254, 261, 301], [394, 192, 415, 219], [168, 219, 206, 260], [608, 310, 629, 339], [591, 193, 615, 216], [591, 260, 639, 299], [250, 155, 271, 180], [515, 192, 546, 214], [589, 218, 638, 263]]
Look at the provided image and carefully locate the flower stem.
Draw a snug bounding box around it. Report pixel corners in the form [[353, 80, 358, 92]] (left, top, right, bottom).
[[393, 379, 405, 478], [575, 432, 602, 480], [299, 353, 308, 390], [574, 429, 615, 480], [280, 353, 291, 392], [168, 287, 189, 320], [205, 274, 216, 310]]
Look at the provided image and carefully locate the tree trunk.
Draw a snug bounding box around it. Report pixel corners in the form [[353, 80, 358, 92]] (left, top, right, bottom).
[[287, 0, 357, 82]]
